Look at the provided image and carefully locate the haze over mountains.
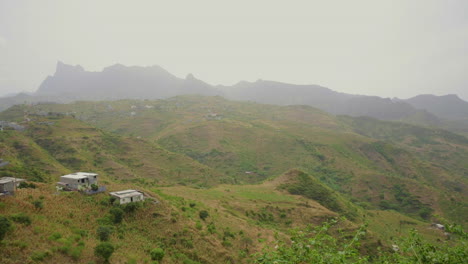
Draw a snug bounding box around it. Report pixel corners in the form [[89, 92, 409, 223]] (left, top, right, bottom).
[[1, 62, 468, 125]]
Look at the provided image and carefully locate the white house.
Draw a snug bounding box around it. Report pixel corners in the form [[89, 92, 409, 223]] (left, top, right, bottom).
[[0, 177, 25, 195], [57, 172, 98, 190], [109, 190, 144, 204]]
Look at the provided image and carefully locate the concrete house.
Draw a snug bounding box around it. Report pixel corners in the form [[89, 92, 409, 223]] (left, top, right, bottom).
[[110, 190, 144, 204], [0, 177, 26, 195], [0, 178, 15, 194], [57, 172, 98, 190]]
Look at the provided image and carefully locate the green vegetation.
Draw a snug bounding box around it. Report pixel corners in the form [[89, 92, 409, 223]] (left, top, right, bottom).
[[256, 219, 468, 264], [150, 247, 165, 261], [97, 225, 114, 241], [0, 96, 466, 263], [280, 170, 343, 212], [10, 213, 32, 225], [94, 242, 114, 263], [0, 215, 12, 241], [199, 210, 209, 221], [109, 207, 124, 224]]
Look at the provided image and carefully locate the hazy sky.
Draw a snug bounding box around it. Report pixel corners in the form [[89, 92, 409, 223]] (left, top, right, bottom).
[[0, 0, 467, 100]]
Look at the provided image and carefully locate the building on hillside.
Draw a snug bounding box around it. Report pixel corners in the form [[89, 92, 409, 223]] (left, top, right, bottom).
[[109, 190, 144, 204], [0, 177, 25, 196], [57, 172, 98, 191], [0, 178, 15, 195]]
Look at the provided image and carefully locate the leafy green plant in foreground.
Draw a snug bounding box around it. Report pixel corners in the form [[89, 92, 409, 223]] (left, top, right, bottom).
[[255, 219, 468, 264], [256, 218, 368, 264]]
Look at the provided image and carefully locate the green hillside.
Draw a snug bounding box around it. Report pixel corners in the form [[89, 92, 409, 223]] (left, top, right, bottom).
[[0, 96, 467, 263], [20, 96, 467, 224]]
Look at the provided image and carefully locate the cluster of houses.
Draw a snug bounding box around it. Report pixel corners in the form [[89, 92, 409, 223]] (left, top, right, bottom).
[[0, 170, 145, 205], [56, 172, 145, 204]]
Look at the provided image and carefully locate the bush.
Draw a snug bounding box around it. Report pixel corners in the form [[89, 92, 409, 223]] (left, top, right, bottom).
[[199, 210, 209, 221], [109, 207, 124, 224], [18, 182, 36, 189], [31, 250, 52, 261], [91, 184, 99, 191], [32, 200, 43, 210], [48, 232, 62, 241], [94, 242, 114, 263], [123, 202, 139, 213], [0, 215, 12, 241], [109, 196, 117, 205], [150, 248, 165, 261], [10, 213, 32, 225], [97, 225, 114, 241]]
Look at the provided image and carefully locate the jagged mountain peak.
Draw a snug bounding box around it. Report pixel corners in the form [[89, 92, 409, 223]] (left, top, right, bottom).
[[55, 61, 84, 74]]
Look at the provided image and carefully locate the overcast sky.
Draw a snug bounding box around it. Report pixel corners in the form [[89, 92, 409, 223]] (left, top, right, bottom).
[[0, 0, 467, 100]]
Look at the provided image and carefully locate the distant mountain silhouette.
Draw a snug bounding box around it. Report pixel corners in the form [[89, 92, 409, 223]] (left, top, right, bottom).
[[36, 61, 220, 100], [220, 80, 430, 120], [405, 94, 468, 121], [1, 62, 466, 125]]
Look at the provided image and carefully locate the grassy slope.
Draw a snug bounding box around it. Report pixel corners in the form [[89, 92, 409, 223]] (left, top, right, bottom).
[[0, 182, 278, 264], [0, 105, 457, 262], [0, 111, 227, 187], [25, 96, 467, 224]]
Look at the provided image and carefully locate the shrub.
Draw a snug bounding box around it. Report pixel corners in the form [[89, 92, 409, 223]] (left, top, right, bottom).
[[0, 215, 12, 241], [94, 242, 114, 263], [10, 213, 32, 225], [109, 207, 124, 224], [48, 232, 62, 241], [207, 222, 216, 234], [123, 202, 139, 213], [97, 225, 114, 241], [199, 210, 209, 221], [109, 196, 117, 205], [18, 182, 36, 189], [32, 200, 43, 210], [418, 207, 433, 220], [31, 250, 52, 261], [91, 184, 99, 191], [150, 248, 165, 261]]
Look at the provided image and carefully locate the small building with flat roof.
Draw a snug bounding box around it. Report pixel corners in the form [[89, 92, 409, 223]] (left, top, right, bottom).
[[0, 178, 15, 194], [109, 190, 144, 204], [0, 177, 25, 195], [57, 172, 98, 190]]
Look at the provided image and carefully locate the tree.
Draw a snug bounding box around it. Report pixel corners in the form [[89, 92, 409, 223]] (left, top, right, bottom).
[[0, 215, 12, 241], [109, 207, 124, 224], [150, 248, 165, 261], [97, 225, 113, 241], [94, 242, 114, 263], [199, 210, 209, 221]]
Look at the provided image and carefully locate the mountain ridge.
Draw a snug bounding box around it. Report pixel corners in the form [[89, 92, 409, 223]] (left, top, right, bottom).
[[1, 62, 467, 127]]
